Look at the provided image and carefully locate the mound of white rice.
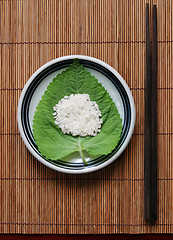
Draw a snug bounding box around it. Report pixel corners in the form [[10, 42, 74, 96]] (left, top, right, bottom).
[[53, 94, 103, 137]]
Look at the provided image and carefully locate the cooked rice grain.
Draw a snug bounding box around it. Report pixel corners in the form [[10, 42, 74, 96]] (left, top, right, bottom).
[[53, 94, 103, 137]]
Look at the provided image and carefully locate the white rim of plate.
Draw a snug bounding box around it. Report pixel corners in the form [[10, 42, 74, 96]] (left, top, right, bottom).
[[17, 55, 136, 174]]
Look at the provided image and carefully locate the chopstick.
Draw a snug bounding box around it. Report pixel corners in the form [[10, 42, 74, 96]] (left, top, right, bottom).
[[144, 3, 151, 221], [150, 4, 158, 221], [144, 4, 158, 222]]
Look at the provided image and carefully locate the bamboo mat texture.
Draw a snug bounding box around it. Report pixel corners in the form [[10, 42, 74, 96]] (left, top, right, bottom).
[[0, 0, 173, 234]]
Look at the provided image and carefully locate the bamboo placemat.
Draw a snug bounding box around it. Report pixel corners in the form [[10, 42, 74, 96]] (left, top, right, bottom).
[[0, 0, 172, 234]]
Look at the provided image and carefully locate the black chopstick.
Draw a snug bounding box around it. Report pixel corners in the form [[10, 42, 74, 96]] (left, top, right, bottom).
[[144, 4, 158, 222], [144, 3, 151, 221], [150, 4, 158, 221]]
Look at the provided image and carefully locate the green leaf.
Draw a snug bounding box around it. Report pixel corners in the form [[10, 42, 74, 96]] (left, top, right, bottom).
[[33, 59, 122, 164]]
